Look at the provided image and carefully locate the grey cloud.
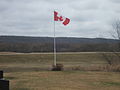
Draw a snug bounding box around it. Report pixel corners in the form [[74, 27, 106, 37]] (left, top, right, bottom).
[[70, 0, 100, 11], [0, 0, 120, 38], [110, 0, 120, 3]]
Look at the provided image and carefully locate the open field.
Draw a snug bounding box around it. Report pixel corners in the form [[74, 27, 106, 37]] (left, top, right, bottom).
[[5, 71, 120, 90], [0, 52, 120, 90], [0, 52, 109, 71]]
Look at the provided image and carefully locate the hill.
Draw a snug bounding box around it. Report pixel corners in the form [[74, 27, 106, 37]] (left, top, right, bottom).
[[0, 36, 119, 52]]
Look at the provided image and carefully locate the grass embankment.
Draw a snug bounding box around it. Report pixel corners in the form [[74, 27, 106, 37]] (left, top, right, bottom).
[[0, 53, 108, 72]]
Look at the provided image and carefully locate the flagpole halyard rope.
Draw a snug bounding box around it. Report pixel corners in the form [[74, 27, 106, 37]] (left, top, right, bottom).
[[54, 11, 57, 66]]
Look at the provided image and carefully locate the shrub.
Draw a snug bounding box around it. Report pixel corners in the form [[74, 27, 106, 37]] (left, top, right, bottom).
[[52, 64, 64, 71]]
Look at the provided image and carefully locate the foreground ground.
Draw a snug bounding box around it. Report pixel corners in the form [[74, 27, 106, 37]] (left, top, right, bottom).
[[5, 71, 120, 90], [0, 52, 120, 90]]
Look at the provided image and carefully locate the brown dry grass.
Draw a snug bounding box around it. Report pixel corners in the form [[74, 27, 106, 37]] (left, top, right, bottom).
[[0, 52, 120, 90], [5, 71, 120, 90], [71, 65, 120, 72]]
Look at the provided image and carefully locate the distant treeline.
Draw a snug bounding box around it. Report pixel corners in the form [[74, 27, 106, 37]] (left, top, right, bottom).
[[0, 36, 119, 52]]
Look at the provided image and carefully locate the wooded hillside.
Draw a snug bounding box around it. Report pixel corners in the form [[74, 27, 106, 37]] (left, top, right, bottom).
[[0, 36, 119, 52]]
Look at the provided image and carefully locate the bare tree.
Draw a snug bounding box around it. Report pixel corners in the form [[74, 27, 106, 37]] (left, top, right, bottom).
[[101, 19, 120, 66], [112, 19, 120, 53], [109, 19, 120, 65], [112, 19, 120, 40]]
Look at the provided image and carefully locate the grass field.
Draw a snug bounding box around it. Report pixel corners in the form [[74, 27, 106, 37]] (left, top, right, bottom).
[[0, 52, 120, 90]]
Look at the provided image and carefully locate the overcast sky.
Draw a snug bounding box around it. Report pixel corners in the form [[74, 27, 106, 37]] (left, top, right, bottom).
[[0, 0, 120, 38]]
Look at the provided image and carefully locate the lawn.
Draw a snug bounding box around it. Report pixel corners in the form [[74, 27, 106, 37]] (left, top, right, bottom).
[[5, 71, 120, 90], [0, 52, 120, 90]]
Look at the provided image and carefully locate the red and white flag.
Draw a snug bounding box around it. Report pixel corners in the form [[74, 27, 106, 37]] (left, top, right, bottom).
[[54, 11, 70, 26]]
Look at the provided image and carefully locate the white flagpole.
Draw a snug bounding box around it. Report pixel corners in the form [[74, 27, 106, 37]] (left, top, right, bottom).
[[53, 11, 57, 66]]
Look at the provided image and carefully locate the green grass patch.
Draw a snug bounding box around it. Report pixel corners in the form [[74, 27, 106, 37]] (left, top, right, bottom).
[[101, 82, 120, 86], [5, 76, 17, 80], [13, 88, 29, 90]]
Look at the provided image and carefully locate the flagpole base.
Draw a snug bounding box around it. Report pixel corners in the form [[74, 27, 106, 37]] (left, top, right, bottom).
[[52, 63, 64, 71]]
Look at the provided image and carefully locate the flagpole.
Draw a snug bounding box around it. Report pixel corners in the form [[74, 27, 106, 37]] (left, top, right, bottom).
[[54, 11, 57, 66]]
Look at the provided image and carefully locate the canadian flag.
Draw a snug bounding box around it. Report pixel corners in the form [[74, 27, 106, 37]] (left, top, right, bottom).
[[54, 11, 70, 26]]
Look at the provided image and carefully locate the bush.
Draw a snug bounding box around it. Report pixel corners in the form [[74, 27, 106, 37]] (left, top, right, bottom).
[[71, 65, 120, 72], [52, 64, 64, 71]]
